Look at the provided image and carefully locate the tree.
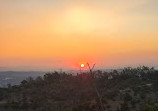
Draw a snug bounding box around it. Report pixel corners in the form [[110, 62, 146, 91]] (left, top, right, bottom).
[[120, 100, 129, 111]]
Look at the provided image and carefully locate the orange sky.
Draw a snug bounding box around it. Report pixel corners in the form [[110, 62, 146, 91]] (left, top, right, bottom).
[[0, 0, 158, 71]]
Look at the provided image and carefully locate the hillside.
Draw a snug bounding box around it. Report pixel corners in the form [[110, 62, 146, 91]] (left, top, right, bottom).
[[0, 66, 158, 111]]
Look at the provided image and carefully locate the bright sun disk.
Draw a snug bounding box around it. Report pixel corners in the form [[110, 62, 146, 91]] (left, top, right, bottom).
[[81, 64, 85, 68]]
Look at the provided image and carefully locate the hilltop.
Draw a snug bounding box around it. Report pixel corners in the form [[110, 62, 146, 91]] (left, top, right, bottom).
[[0, 66, 158, 111]]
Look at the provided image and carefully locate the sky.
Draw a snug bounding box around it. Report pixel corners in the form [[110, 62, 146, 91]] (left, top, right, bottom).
[[0, 0, 158, 71]]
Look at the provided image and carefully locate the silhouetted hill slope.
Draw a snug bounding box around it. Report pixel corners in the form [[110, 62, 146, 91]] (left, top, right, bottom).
[[0, 66, 158, 111]]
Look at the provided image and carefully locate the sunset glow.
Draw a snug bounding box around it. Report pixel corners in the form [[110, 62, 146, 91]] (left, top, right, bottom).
[[0, 0, 158, 71]]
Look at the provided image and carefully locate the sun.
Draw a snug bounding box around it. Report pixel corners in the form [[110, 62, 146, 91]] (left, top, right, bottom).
[[81, 64, 85, 68]]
